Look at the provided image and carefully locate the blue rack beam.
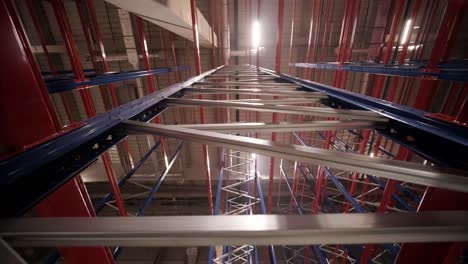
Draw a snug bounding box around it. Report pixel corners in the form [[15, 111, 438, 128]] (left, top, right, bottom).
[[294, 133, 399, 261], [42, 69, 95, 78], [313, 131, 416, 211], [46, 66, 188, 93], [290, 61, 468, 82], [113, 142, 184, 259], [278, 163, 328, 264], [255, 175, 277, 264], [260, 67, 468, 169], [0, 66, 221, 217]]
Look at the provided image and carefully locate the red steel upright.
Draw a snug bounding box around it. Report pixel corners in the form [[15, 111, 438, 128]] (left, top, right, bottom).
[[287, 0, 296, 75], [50, 0, 127, 218], [0, 0, 113, 263], [190, 0, 214, 215]]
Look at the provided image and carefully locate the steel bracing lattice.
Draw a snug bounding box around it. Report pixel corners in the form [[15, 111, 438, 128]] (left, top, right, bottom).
[[210, 149, 261, 264], [211, 152, 257, 264]]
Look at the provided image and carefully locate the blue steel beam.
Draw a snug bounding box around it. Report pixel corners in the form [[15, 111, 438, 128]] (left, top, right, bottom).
[[278, 163, 327, 264], [46, 66, 188, 93], [260, 67, 468, 169], [113, 142, 184, 259], [95, 141, 161, 214], [0, 66, 222, 217], [42, 69, 95, 78], [208, 149, 225, 263], [295, 132, 402, 260], [255, 175, 277, 264], [136, 142, 184, 216], [291, 61, 468, 82], [313, 131, 416, 211], [327, 132, 420, 204]]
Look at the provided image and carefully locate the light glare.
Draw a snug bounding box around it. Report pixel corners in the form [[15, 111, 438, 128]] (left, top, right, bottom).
[[400, 19, 412, 44], [252, 21, 261, 48]]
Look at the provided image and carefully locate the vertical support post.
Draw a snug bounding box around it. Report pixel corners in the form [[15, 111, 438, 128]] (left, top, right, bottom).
[[414, 0, 465, 110], [90, 0, 134, 166], [134, 16, 169, 167], [274, 0, 284, 73], [135, 17, 156, 93], [50, 0, 127, 218], [304, 0, 316, 79], [190, 0, 214, 215], [256, 0, 260, 68], [287, 0, 296, 75], [371, 0, 404, 98], [0, 1, 113, 262], [267, 0, 283, 214], [209, 0, 216, 68], [316, 0, 332, 83], [25, 0, 73, 125], [170, 33, 180, 83]]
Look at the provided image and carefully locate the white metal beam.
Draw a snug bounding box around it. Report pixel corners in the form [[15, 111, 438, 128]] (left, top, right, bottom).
[[166, 98, 387, 121], [123, 121, 468, 192], [1, 211, 467, 247], [169, 120, 384, 133]]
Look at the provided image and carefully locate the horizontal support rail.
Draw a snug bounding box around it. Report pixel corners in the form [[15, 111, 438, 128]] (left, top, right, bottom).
[[193, 81, 301, 88], [222, 98, 323, 104], [184, 87, 318, 97], [166, 98, 387, 121], [291, 62, 468, 82], [170, 120, 385, 133], [123, 121, 468, 193], [47, 66, 188, 93], [1, 211, 467, 247]]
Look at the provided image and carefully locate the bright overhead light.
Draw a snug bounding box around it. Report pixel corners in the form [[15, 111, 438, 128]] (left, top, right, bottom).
[[252, 21, 261, 48], [400, 19, 412, 44]]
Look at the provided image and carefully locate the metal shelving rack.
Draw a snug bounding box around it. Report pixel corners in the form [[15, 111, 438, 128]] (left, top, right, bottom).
[[0, 0, 467, 263]]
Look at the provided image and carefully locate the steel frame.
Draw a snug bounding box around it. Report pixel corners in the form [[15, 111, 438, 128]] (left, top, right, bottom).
[[291, 61, 468, 82], [2, 0, 468, 262], [2, 211, 467, 247]]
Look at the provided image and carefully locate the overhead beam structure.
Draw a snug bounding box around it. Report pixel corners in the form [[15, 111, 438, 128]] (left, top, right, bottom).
[[1, 211, 467, 247], [2, 63, 468, 217], [169, 120, 386, 133], [123, 120, 467, 192], [292, 61, 468, 82]]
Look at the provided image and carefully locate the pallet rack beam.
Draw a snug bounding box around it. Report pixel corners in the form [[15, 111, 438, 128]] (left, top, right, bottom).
[[123, 120, 467, 192], [169, 120, 384, 133], [1, 211, 467, 247], [46, 67, 188, 93], [291, 61, 468, 82]]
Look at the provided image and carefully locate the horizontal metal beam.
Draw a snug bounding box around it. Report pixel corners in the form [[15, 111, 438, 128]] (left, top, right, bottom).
[[46, 66, 188, 93], [204, 74, 271, 78], [166, 98, 387, 121], [170, 120, 384, 133], [1, 211, 467, 247], [291, 62, 468, 82], [222, 98, 324, 105], [258, 67, 468, 168], [193, 82, 301, 88], [123, 121, 468, 193], [0, 66, 224, 217], [184, 88, 316, 97]]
